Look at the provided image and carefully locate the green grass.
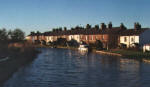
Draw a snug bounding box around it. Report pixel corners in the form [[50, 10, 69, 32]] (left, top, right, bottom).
[[105, 49, 150, 59]]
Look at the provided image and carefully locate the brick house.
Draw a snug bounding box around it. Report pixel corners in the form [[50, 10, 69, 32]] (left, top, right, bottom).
[[81, 23, 125, 49], [28, 22, 150, 50]]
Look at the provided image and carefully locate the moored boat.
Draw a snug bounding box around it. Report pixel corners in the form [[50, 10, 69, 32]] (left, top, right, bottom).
[[78, 44, 89, 52]]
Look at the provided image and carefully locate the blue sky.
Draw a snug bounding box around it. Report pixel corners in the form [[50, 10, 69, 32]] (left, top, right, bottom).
[[0, 0, 150, 35]]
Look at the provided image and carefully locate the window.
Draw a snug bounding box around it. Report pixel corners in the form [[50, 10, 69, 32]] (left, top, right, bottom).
[[131, 38, 134, 42], [124, 37, 127, 42], [86, 36, 88, 40], [96, 36, 98, 40]]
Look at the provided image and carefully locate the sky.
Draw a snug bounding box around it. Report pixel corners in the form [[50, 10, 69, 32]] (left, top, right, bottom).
[[0, 0, 150, 35]]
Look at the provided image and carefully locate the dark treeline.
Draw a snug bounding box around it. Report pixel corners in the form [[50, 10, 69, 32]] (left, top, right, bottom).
[[0, 28, 26, 57], [0, 28, 38, 57], [0, 28, 25, 43], [0, 28, 38, 58]]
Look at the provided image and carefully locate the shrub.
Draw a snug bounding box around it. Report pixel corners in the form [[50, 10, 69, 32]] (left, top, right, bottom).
[[119, 43, 127, 49], [67, 39, 79, 47]]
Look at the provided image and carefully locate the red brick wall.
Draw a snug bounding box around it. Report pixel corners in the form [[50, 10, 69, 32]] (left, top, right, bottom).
[[39, 35, 46, 41], [80, 34, 109, 47]]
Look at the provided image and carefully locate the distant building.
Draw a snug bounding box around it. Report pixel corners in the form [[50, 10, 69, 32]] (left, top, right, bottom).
[[82, 23, 125, 49], [27, 22, 150, 50], [119, 23, 150, 48], [68, 35, 81, 42], [45, 34, 54, 43]]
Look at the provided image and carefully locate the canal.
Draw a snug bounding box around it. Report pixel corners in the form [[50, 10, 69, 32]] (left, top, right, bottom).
[[2, 48, 150, 87]]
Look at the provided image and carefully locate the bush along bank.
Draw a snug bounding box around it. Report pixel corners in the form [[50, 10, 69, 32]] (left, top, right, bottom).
[[36, 38, 104, 51], [0, 42, 40, 85]]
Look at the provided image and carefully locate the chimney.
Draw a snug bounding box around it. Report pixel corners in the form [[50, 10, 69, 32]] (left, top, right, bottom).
[[94, 25, 99, 30], [86, 24, 91, 29], [101, 23, 106, 30], [64, 27, 67, 31], [120, 23, 126, 30], [30, 31, 35, 35], [108, 22, 112, 29], [134, 22, 141, 30]]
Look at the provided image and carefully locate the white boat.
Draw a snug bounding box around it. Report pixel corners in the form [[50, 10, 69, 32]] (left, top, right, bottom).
[[78, 44, 89, 52]]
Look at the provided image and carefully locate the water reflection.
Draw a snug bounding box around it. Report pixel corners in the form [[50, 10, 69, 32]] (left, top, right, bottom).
[[3, 48, 150, 87], [78, 51, 89, 56]]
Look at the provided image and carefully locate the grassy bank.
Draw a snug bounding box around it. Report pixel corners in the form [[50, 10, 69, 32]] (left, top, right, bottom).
[[104, 49, 150, 59], [0, 42, 39, 85]]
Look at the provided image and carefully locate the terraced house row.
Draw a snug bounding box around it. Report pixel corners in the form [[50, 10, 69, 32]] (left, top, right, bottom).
[[26, 22, 150, 51]]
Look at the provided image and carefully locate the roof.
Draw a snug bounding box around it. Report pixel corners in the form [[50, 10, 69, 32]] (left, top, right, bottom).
[[83, 27, 123, 35], [28, 27, 150, 36], [119, 28, 149, 36]]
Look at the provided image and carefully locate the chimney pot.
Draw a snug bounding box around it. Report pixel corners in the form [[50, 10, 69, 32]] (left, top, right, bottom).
[[134, 22, 141, 30], [101, 23, 106, 30], [108, 22, 112, 29]]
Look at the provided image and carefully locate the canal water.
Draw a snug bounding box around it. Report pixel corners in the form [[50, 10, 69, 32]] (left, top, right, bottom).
[[3, 48, 150, 87]]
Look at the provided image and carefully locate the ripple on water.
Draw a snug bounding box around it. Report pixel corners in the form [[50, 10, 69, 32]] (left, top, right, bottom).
[[3, 48, 150, 87]]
